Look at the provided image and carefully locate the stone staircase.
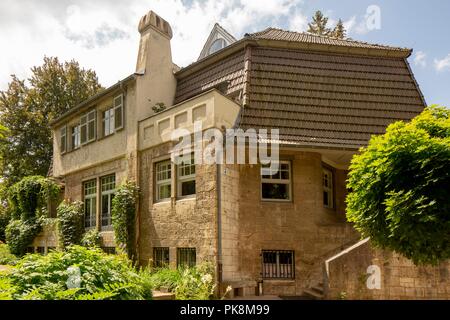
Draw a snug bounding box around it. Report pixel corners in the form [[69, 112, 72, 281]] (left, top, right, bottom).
[[303, 283, 325, 300]]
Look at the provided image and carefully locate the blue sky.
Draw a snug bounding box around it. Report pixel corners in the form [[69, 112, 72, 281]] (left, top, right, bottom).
[[0, 0, 449, 106]]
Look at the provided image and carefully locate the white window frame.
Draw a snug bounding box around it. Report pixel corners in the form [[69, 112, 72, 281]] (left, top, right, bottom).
[[176, 154, 196, 198], [261, 161, 292, 202], [60, 125, 67, 154], [102, 108, 115, 137], [323, 167, 334, 209], [71, 124, 81, 150], [113, 94, 124, 131], [155, 160, 172, 202], [83, 179, 97, 228], [86, 109, 96, 142], [101, 174, 115, 228]]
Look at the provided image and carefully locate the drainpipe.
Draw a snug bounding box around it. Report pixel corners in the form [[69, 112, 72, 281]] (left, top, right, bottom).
[[216, 162, 223, 297]]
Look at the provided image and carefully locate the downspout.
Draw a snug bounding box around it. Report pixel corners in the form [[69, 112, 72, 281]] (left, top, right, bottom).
[[216, 162, 223, 297]]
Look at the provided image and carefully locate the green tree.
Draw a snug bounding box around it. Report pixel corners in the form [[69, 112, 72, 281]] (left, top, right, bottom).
[[0, 57, 102, 189], [346, 106, 450, 265], [307, 10, 332, 36], [331, 19, 346, 39]]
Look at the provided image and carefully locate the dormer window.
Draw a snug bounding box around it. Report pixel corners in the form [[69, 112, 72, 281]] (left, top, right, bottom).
[[208, 38, 226, 54]]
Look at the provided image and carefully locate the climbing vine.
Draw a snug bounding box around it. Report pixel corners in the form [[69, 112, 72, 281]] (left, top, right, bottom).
[[57, 200, 84, 249], [5, 176, 61, 255], [111, 181, 139, 260]]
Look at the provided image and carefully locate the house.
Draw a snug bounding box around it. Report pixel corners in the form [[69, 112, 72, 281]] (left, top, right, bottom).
[[44, 10, 443, 298]]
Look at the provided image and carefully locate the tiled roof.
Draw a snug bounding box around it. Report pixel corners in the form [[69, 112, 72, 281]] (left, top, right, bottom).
[[246, 28, 412, 55]]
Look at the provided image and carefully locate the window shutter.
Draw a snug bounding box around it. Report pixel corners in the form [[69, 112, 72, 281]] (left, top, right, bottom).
[[114, 95, 123, 130], [80, 114, 87, 144], [88, 110, 96, 141], [60, 126, 67, 153]]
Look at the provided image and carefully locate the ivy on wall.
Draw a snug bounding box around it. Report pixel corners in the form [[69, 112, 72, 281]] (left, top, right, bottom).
[[57, 200, 84, 249], [5, 176, 61, 255], [111, 181, 139, 260]]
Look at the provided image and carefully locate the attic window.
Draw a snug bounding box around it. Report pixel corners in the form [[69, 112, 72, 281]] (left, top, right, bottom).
[[209, 38, 226, 54]]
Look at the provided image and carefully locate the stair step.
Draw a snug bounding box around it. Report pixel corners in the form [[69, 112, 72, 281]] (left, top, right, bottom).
[[303, 289, 324, 300], [311, 286, 324, 294]]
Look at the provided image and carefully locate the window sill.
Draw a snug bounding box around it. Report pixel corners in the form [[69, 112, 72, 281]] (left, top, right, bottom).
[[260, 199, 293, 204], [176, 196, 196, 202], [262, 279, 296, 284]]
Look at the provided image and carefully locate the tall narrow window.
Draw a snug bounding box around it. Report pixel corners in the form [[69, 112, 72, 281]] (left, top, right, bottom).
[[323, 168, 334, 208], [101, 174, 115, 228], [153, 247, 170, 268], [261, 161, 291, 201], [177, 154, 196, 197], [87, 109, 96, 142], [71, 124, 81, 149], [80, 114, 87, 144], [261, 250, 295, 279], [114, 95, 123, 130], [84, 179, 97, 228], [102, 108, 115, 137], [155, 160, 171, 201], [177, 248, 196, 268], [60, 126, 67, 154]]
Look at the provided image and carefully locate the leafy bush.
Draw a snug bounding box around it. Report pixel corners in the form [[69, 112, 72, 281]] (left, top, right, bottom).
[[5, 219, 42, 256], [0, 243, 18, 265], [146, 268, 181, 292], [0, 245, 152, 300], [346, 106, 450, 265], [81, 229, 101, 248], [111, 181, 139, 259], [57, 200, 84, 249]]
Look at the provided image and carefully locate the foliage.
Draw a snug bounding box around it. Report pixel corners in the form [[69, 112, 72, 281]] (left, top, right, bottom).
[[5, 219, 42, 256], [146, 267, 182, 292], [57, 200, 84, 249], [0, 207, 10, 242], [152, 102, 167, 113], [0, 245, 152, 300], [346, 106, 450, 265], [111, 181, 139, 260], [81, 229, 101, 248], [0, 57, 103, 188], [307, 10, 347, 39], [0, 243, 18, 265], [8, 176, 61, 220]]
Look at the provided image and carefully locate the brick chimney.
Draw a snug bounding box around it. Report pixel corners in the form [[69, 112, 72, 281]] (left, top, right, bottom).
[[135, 11, 177, 119]]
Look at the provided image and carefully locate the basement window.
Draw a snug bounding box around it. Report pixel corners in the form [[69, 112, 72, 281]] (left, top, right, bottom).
[[177, 154, 196, 198], [261, 161, 291, 201], [261, 250, 295, 279], [155, 160, 171, 201], [177, 248, 196, 268], [323, 167, 334, 209], [153, 247, 170, 268]]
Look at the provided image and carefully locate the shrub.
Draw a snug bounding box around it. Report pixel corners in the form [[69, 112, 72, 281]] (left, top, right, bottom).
[[111, 181, 139, 259], [0, 245, 152, 300], [57, 200, 84, 249], [174, 263, 216, 300], [346, 106, 450, 265], [5, 219, 42, 256], [0, 243, 18, 265], [0, 208, 10, 243], [146, 268, 181, 292], [81, 229, 101, 248]]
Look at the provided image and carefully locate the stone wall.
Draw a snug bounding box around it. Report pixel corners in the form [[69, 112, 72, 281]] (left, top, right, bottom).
[[137, 144, 218, 269], [228, 151, 358, 296], [325, 240, 450, 300]]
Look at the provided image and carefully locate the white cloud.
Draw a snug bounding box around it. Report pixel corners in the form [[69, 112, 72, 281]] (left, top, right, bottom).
[[0, 0, 306, 90], [434, 54, 450, 72], [343, 16, 357, 34], [414, 51, 427, 68]]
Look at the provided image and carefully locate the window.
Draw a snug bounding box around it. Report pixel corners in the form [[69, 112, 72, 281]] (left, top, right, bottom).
[[261, 161, 291, 201], [323, 167, 334, 208], [177, 248, 196, 268], [114, 95, 124, 130], [261, 250, 295, 279], [101, 174, 115, 228], [102, 108, 115, 136], [80, 109, 96, 144], [84, 179, 97, 228], [209, 38, 226, 54], [177, 154, 196, 197], [60, 126, 67, 153], [26, 247, 35, 254], [102, 94, 123, 137], [155, 160, 171, 201], [153, 247, 170, 268], [71, 124, 81, 149]]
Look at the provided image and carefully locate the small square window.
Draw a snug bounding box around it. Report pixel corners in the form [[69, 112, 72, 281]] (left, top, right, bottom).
[[177, 247, 196, 268], [261, 161, 291, 201], [261, 250, 295, 279], [153, 247, 170, 268]]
